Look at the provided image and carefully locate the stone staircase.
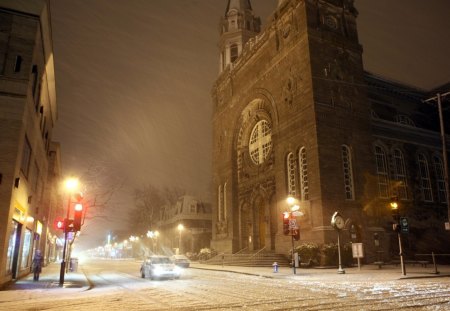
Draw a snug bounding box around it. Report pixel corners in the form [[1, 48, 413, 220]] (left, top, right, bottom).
[[204, 249, 290, 267]]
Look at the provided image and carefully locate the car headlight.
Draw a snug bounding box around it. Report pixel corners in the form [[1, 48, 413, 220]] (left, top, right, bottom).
[[174, 266, 182, 275], [153, 267, 164, 276]]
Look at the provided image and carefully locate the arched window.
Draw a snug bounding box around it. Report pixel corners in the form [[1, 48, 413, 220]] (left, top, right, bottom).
[[249, 120, 272, 165], [392, 149, 408, 200], [218, 185, 222, 221], [417, 153, 433, 202], [286, 152, 296, 196], [223, 182, 227, 220], [432, 155, 447, 204], [341, 145, 354, 200], [230, 43, 239, 63], [298, 147, 309, 200], [374, 145, 389, 198]]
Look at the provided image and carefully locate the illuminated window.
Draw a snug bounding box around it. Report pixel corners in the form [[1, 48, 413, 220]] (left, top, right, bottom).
[[299, 147, 309, 200], [249, 120, 272, 165], [341, 145, 354, 200], [392, 149, 408, 200], [374, 145, 389, 198], [286, 152, 296, 196], [417, 153, 433, 202]]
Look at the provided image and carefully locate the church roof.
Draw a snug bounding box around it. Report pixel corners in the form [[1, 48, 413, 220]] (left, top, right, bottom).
[[225, 0, 252, 16]]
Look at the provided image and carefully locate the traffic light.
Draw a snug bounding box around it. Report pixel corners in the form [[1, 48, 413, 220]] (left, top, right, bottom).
[[292, 228, 300, 241], [73, 203, 83, 231], [283, 212, 290, 235], [54, 217, 65, 230], [390, 196, 399, 221]]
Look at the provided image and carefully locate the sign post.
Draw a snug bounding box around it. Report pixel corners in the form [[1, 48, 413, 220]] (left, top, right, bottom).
[[351, 243, 364, 270]]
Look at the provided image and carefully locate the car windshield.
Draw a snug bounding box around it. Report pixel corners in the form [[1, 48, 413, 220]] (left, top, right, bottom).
[[150, 257, 172, 264]]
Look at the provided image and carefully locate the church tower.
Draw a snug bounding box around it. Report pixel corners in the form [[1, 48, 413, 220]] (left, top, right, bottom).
[[219, 0, 261, 72], [212, 0, 377, 257]]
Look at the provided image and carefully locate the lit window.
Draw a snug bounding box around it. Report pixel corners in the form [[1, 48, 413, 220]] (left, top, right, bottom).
[[417, 153, 433, 202], [374, 145, 389, 198], [341, 145, 354, 200], [287, 152, 296, 196], [249, 120, 272, 165], [299, 147, 309, 200], [392, 149, 408, 200]]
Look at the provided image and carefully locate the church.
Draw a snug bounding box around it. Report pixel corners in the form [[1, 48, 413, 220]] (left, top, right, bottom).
[[211, 0, 449, 263]]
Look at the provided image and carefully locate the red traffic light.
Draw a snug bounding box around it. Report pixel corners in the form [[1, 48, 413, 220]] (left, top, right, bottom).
[[282, 212, 290, 235], [73, 203, 83, 231], [54, 217, 65, 230]]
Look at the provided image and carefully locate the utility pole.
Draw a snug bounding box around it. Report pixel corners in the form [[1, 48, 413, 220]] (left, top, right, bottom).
[[424, 91, 450, 227]]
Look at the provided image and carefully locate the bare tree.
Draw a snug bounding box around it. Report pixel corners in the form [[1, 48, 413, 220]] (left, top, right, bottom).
[[129, 184, 184, 234]]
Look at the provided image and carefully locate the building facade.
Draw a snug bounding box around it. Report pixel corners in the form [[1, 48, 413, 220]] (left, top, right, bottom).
[[156, 196, 212, 255], [211, 0, 449, 262], [0, 0, 62, 286]]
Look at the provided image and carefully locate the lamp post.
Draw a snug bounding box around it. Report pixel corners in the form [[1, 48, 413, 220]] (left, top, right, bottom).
[[286, 196, 300, 275], [423, 92, 450, 227], [59, 177, 78, 286], [177, 224, 184, 255], [390, 197, 406, 276], [147, 230, 159, 253]]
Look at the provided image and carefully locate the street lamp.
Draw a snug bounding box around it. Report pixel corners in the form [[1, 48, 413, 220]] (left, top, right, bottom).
[[177, 224, 184, 254], [147, 230, 159, 253], [59, 177, 79, 286], [286, 196, 299, 275], [390, 197, 406, 276]]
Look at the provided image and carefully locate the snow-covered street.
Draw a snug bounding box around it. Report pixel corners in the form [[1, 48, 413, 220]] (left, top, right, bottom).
[[1, 259, 449, 310]]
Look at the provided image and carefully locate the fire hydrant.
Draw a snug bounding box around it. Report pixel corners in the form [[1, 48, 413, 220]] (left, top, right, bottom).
[[272, 262, 279, 273]]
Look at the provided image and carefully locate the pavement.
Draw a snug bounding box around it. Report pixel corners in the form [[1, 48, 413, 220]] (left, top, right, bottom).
[[2, 260, 449, 292]]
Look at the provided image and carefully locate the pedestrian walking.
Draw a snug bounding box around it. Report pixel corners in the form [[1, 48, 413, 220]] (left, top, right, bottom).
[[32, 250, 43, 281]]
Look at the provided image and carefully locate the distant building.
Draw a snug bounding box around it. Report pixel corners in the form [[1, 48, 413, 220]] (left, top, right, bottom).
[[156, 196, 212, 255], [0, 0, 62, 286], [211, 0, 449, 261]]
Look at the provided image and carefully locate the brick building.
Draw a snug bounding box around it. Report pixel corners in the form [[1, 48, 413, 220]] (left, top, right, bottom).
[[211, 0, 449, 262]]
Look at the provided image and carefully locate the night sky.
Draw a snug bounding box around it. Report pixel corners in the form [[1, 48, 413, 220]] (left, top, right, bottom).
[[49, 0, 450, 249]]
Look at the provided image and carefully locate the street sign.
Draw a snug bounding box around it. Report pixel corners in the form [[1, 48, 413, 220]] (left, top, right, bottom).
[[289, 219, 298, 230], [351, 243, 364, 258], [400, 217, 409, 233]]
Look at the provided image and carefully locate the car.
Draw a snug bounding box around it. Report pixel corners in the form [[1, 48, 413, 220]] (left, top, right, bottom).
[[171, 255, 190, 268], [140, 256, 181, 280]]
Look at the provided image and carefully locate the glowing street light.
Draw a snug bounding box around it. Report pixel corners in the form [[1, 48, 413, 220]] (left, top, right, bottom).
[[177, 224, 184, 254], [59, 177, 80, 286]]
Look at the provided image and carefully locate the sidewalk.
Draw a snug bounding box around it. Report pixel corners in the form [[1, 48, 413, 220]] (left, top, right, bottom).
[[190, 262, 450, 282], [2, 261, 90, 292]]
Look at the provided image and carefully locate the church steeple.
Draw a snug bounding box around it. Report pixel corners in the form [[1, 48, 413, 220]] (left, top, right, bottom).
[[225, 0, 252, 15], [219, 0, 261, 73]]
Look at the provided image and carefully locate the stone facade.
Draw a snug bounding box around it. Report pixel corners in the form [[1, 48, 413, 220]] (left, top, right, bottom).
[[0, 0, 61, 286], [211, 0, 449, 261]]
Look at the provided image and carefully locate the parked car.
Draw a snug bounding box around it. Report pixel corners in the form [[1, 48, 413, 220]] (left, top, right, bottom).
[[140, 256, 181, 280], [171, 255, 190, 268]]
